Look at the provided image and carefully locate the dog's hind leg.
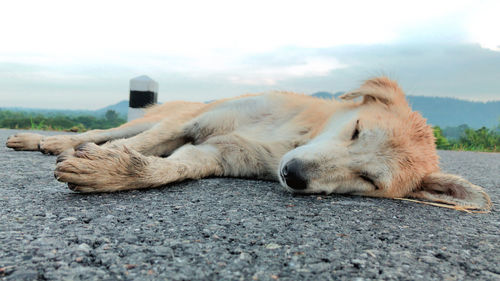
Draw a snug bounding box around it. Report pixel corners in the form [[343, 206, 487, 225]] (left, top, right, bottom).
[[101, 119, 188, 157], [40, 119, 158, 155], [6, 118, 157, 155], [5, 132, 45, 151], [6, 101, 206, 155]]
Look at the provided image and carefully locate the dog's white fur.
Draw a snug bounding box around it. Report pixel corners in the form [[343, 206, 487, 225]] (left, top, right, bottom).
[[6, 77, 491, 211]]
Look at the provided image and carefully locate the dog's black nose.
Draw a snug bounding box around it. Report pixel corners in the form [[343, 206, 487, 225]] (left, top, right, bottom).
[[282, 159, 308, 190]]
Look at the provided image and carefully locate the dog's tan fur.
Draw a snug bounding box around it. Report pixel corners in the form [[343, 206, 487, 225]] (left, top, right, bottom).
[[6, 77, 491, 211]]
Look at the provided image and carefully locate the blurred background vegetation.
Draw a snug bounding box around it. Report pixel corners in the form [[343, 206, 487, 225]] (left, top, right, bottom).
[[433, 124, 499, 152], [0, 109, 125, 132]]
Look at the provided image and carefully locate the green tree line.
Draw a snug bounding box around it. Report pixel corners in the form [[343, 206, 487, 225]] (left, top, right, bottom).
[[0, 110, 126, 132], [433, 124, 499, 152]]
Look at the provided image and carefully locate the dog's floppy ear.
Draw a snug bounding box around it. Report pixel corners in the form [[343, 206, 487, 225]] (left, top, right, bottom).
[[408, 172, 492, 212], [340, 77, 407, 106]]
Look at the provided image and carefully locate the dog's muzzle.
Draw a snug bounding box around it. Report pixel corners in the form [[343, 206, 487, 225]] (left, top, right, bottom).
[[281, 158, 308, 190]]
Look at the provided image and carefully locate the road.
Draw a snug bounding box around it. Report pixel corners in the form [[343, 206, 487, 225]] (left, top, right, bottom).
[[1, 129, 499, 280]]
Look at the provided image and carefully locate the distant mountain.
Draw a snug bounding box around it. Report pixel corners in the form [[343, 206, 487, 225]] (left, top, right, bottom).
[[406, 96, 499, 129], [312, 91, 344, 99], [311, 91, 500, 128], [95, 100, 129, 118]]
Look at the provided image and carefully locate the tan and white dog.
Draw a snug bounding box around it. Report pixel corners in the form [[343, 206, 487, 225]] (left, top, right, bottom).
[[6, 77, 491, 211]]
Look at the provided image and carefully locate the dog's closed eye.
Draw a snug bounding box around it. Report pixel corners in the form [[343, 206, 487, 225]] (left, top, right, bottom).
[[351, 120, 360, 140], [359, 172, 379, 190]]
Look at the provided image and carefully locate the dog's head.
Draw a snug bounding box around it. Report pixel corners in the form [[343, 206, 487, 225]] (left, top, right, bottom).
[[279, 77, 491, 211]]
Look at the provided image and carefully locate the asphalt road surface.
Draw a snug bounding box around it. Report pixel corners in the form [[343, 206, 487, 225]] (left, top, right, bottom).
[[1, 129, 499, 281]]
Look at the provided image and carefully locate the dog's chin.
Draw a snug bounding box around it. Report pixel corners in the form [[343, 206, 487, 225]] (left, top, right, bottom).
[[280, 182, 331, 195], [279, 182, 294, 193]]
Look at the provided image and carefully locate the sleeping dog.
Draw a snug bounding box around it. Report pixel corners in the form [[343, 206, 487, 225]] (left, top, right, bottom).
[[6, 77, 491, 211]]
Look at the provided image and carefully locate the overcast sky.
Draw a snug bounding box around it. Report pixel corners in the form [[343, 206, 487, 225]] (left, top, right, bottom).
[[0, 0, 499, 109]]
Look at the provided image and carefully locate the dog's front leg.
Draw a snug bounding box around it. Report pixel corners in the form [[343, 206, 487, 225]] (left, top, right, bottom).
[[54, 143, 223, 192]]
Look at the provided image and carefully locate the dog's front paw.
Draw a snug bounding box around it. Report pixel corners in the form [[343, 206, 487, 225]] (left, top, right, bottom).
[[54, 143, 150, 192], [6, 133, 45, 151], [39, 135, 80, 155]]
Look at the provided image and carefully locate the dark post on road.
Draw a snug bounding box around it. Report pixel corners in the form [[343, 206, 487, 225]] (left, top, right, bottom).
[[128, 75, 158, 121]]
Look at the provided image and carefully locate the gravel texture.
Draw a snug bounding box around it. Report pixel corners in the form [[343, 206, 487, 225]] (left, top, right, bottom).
[[1, 129, 499, 281]]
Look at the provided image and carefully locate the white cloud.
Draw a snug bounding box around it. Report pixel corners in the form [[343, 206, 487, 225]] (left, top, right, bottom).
[[227, 57, 345, 85], [466, 1, 500, 51], [0, 0, 482, 56], [1, 0, 499, 109]]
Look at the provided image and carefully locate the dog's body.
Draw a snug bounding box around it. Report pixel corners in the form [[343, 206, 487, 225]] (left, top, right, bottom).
[[6, 77, 491, 211]]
